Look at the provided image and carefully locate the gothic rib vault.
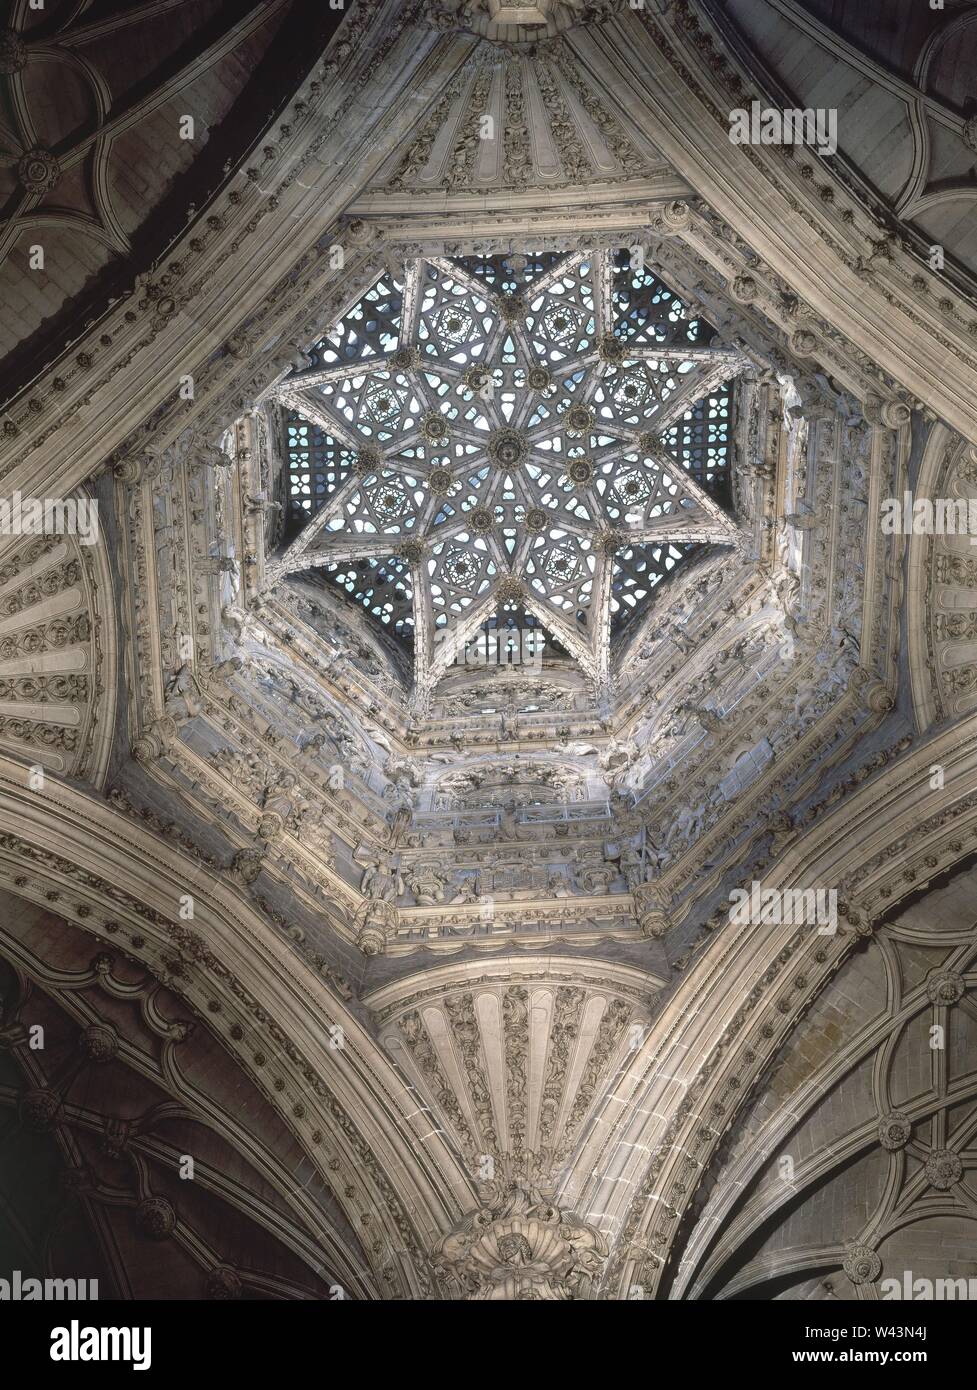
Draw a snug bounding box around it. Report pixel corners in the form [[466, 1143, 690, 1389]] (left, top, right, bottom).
[[1, 0, 977, 1303], [270, 249, 743, 705]]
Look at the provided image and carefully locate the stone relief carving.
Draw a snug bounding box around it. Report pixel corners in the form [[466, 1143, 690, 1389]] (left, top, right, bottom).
[[433, 1181, 608, 1300]]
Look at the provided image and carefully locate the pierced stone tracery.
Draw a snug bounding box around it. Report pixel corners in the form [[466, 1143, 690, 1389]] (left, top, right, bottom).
[[273, 250, 745, 703]]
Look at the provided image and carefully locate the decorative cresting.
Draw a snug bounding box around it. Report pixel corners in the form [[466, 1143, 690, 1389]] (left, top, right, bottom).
[[268, 250, 743, 703], [0, 523, 115, 784], [433, 1179, 607, 1300]]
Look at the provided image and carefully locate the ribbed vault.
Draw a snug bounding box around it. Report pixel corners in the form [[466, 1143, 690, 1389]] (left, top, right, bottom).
[[2, 0, 977, 1305]]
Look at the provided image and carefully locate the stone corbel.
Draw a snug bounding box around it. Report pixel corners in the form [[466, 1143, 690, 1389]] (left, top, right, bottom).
[[131, 716, 178, 764], [633, 881, 673, 940], [343, 215, 385, 251], [113, 455, 145, 486], [861, 394, 911, 431], [356, 899, 398, 957], [650, 199, 692, 235], [847, 666, 894, 715]]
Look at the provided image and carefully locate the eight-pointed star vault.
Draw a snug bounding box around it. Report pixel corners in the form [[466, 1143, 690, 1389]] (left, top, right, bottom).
[[265, 250, 749, 705]]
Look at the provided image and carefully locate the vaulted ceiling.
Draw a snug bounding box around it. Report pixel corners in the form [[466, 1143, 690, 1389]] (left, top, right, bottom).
[[1, 0, 977, 1303], [0, 0, 342, 393]]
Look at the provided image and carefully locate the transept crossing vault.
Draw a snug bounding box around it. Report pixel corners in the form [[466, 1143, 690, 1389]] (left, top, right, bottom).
[[1, 0, 976, 1317]]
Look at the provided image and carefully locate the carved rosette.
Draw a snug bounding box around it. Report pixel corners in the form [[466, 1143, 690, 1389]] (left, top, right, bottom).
[[495, 574, 524, 603], [487, 427, 528, 469], [421, 410, 449, 445], [427, 468, 452, 495], [398, 538, 426, 566], [842, 1243, 881, 1285], [433, 1181, 607, 1300], [564, 403, 593, 437], [19, 1087, 64, 1132], [924, 1149, 962, 1191], [925, 969, 965, 1007], [390, 345, 420, 371], [352, 444, 383, 477], [206, 1265, 243, 1299], [877, 1112, 911, 1152], [598, 333, 626, 364], [137, 1196, 177, 1239], [17, 148, 61, 195]]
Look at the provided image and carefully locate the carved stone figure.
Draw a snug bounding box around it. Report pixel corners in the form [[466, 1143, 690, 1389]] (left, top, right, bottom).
[[407, 861, 448, 906], [449, 874, 481, 904], [573, 847, 619, 895], [354, 846, 404, 902], [164, 662, 204, 718]]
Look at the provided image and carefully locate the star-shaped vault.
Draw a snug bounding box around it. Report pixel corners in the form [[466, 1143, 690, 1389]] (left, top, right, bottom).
[[266, 251, 749, 706]]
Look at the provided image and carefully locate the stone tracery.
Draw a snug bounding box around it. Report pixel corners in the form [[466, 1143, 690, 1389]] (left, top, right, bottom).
[[1, 0, 977, 1310], [269, 250, 744, 704]]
